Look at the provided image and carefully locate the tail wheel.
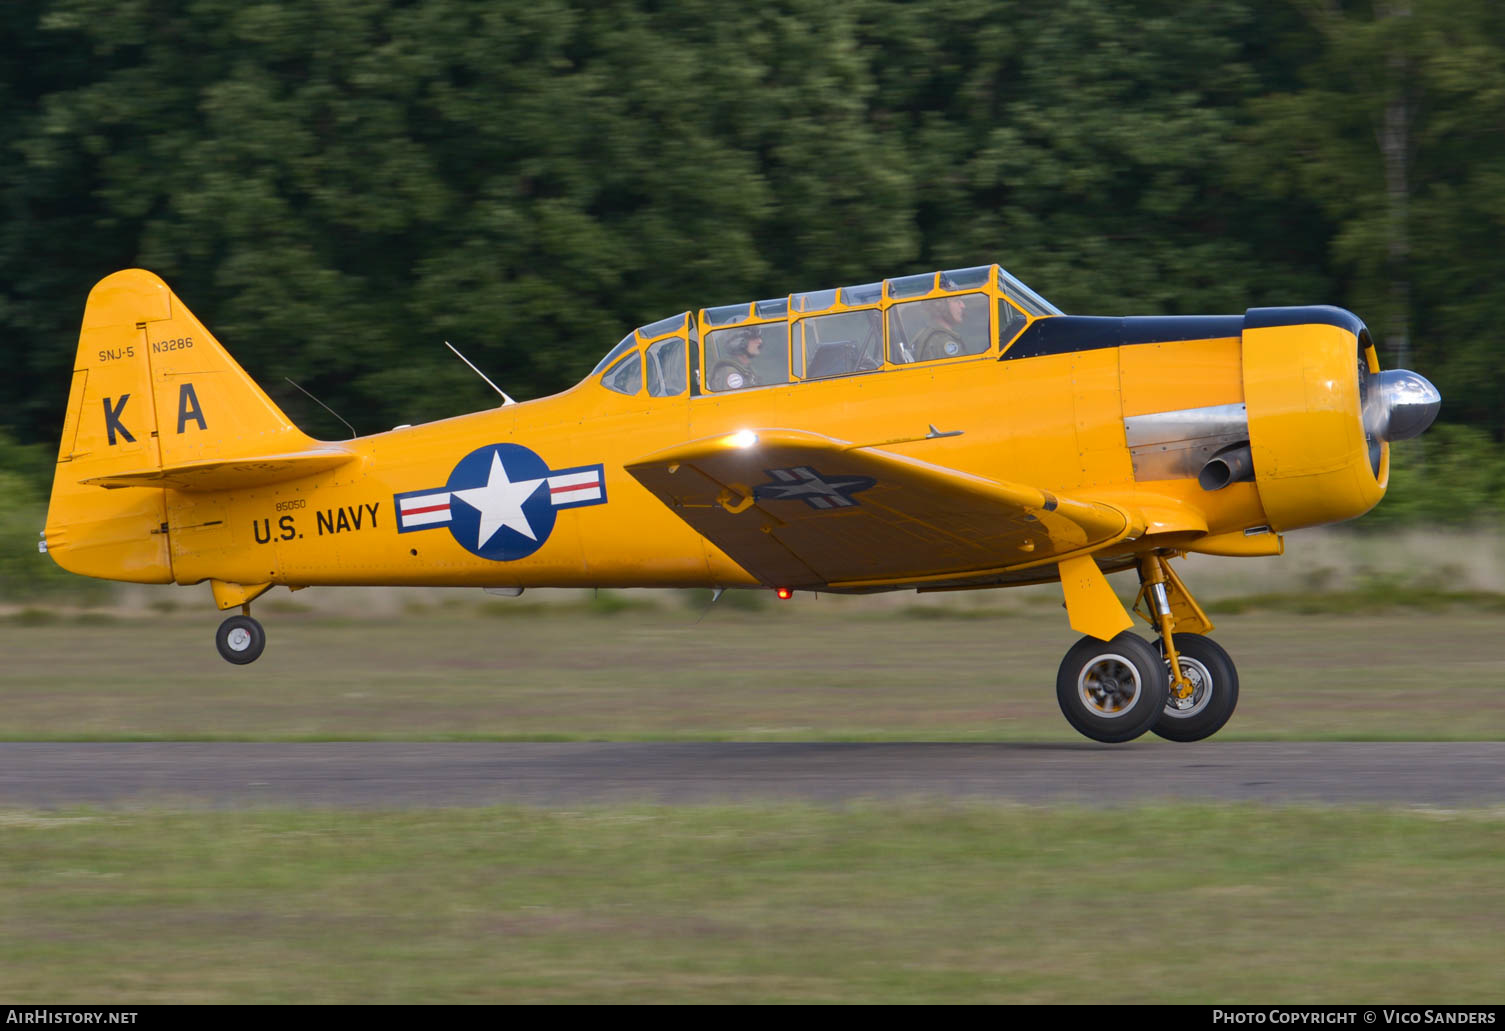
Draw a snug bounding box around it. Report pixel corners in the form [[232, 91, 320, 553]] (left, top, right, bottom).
[[1055, 632, 1169, 743], [1152, 633, 1239, 742], [216, 614, 266, 665]]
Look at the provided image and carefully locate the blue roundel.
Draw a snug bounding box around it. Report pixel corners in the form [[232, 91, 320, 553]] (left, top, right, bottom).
[[443, 443, 557, 561]]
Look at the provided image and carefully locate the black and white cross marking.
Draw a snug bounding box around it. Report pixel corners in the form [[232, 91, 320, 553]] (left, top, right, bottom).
[[753, 466, 876, 510]]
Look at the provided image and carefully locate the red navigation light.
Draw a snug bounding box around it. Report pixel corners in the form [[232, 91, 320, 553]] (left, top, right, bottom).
[[775, 587, 793, 600]]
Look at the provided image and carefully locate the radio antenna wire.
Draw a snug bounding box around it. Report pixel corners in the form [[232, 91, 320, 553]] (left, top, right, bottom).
[[445, 341, 517, 406], [284, 377, 357, 440]]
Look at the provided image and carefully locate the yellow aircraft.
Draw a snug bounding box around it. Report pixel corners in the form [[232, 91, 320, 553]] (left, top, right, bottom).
[[42, 265, 1440, 743]]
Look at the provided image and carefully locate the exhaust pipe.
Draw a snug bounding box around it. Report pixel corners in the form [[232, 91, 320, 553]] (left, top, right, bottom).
[[1198, 443, 1255, 491]]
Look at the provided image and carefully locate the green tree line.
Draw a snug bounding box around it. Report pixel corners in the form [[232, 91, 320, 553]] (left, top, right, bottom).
[[2, 0, 1503, 512]]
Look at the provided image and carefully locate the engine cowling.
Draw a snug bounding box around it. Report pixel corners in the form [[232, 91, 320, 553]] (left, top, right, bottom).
[[1240, 306, 1438, 532]]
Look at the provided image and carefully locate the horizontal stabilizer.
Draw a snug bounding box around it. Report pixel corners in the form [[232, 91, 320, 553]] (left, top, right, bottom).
[[82, 448, 356, 492]]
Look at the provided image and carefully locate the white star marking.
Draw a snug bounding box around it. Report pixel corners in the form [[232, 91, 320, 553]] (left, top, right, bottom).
[[450, 450, 546, 549]]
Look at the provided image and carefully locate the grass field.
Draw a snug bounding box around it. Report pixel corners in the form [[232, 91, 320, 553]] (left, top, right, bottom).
[[5, 556, 1504, 1003], [2, 803, 1503, 1004], [2, 595, 1502, 740]]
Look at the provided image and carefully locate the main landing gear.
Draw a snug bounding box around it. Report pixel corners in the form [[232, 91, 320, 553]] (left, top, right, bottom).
[[1151, 632, 1239, 743], [1055, 552, 1239, 744], [1056, 631, 1168, 743]]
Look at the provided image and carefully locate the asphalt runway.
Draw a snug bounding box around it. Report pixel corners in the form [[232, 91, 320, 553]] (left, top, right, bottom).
[[1, 741, 1503, 807]]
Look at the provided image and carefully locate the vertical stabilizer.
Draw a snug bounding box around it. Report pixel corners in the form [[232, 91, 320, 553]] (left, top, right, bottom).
[[45, 269, 315, 583]]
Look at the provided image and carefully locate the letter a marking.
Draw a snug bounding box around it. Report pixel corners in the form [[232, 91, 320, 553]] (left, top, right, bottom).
[[177, 383, 207, 434]]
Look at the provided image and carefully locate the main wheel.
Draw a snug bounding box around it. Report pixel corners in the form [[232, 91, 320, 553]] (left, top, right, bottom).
[[216, 614, 266, 665], [1152, 634, 1239, 742], [1056, 632, 1169, 743]]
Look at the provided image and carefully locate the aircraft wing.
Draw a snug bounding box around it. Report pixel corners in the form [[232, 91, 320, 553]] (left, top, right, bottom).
[[624, 429, 1135, 590]]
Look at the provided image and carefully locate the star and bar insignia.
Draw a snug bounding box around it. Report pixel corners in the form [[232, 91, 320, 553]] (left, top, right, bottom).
[[394, 443, 606, 562], [753, 465, 876, 510]]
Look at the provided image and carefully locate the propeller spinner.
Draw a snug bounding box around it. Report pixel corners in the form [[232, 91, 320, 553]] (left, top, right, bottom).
[[1363, 369, 1441, 443], [1361, 367, 1441, 475]]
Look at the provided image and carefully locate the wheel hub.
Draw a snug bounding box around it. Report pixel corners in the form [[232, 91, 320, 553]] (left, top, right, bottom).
[[1162, 656, 1212, 718], [1077, 654, 1142, 718], [226, 628, 252, 652]]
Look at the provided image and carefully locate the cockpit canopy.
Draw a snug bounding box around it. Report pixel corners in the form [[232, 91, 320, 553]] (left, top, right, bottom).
[[590, 263, 1062, 398]]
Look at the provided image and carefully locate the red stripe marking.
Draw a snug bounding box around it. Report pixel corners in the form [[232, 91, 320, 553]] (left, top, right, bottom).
[[550, 484, 596, 495], [404, 503, 450, 516]]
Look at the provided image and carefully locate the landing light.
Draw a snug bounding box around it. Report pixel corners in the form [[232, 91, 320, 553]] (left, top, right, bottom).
[[728, 430, 759, 449]]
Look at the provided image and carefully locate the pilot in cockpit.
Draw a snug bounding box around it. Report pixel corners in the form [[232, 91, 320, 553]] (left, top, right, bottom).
[[710, 327, 764, 391], [912, 295, 972, 362]]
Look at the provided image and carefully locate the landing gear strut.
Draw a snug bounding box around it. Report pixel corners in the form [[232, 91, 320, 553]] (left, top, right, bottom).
[[1151, 632, 1239, 742], [1132, 552, 1238, 743]]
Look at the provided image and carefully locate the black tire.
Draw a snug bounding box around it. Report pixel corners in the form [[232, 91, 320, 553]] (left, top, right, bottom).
[[1055, 632, 1169, 743], [216, 615, 266, 665], [1152, 633, 1239, 742]]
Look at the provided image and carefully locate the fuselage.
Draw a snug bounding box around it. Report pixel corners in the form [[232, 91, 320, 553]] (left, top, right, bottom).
[[162, 308, 1379, 592]]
